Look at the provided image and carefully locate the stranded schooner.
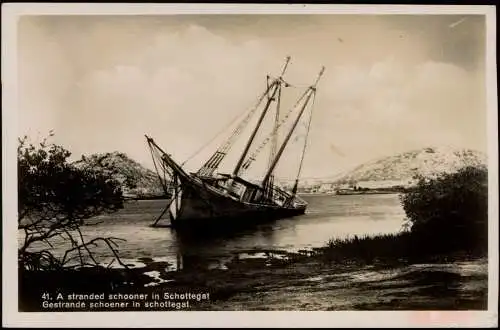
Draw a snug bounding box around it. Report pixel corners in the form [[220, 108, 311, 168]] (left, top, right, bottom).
[[146, 57, 325, 229]]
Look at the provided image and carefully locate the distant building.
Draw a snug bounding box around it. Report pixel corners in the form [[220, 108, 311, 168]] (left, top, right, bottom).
[[356, 179, 414, 189], [333, 183, 352, 190], [318, 183, 335, 193]]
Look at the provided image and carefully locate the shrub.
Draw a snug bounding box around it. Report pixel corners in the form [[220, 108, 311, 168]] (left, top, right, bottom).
[[400, 165, 488, 254], [18, 134, 126, 271], [322, 165, 489, 263]]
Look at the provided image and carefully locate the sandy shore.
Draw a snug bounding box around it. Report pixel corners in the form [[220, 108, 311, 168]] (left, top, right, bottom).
[[19, 250, 488, 312]]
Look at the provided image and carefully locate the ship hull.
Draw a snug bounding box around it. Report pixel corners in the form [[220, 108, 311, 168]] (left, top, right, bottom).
[[145, 136, 308, 231], [171, 203, 306, 232], [167, 174, 306, 230]]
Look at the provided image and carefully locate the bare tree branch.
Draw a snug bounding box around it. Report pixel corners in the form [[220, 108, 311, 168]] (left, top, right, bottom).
[[18, 135, 126, 271]]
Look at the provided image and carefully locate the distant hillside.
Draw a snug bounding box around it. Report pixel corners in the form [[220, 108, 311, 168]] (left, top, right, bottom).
[[332, 146, 487, 185], [73, 152, 165, 199]]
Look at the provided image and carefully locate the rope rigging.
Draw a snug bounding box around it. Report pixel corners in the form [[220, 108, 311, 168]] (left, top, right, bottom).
[[292, 89, 317, 195], [238, 86, 311, 175], [197, 56, 292, 178], [261, 66, 324, 190], [148, 139, 173, 196], [195, 79, 278, 177], [180, 93, 260, 168], [268, 79, 281, 169]]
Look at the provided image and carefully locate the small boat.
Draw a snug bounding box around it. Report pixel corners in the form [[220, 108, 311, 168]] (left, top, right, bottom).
[[146, 57, 325, 230]]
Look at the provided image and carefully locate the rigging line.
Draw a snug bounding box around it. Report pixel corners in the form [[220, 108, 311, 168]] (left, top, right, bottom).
[[185, 80, 278, 169], [261, 85, 317, 186], [181, 104, 254, 167], [148, 141, 169, 194], [197, 79, 279, 175], [296, 90, 317, 182], [232, 80, 282, 177], [156, 150, 173, 186], [239, 86, 310, 174], [269, 82, 282, 169], [265, 75, 313, 89]]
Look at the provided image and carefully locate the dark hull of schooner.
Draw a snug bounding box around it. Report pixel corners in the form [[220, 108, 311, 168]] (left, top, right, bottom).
[[166, 170, 307, 230], [170, 198, 306, 231], [145, 137, 308, 230]]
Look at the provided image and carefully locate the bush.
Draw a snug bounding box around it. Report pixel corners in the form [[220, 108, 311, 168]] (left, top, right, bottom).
[[400, 165, 488, 254], [18, 134, 126, 270], [320, 166, 488, 264]]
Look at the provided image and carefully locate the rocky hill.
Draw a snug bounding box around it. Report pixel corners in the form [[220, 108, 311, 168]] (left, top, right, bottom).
[[72, 152, 165, 199], [332, 146, 487, 185]]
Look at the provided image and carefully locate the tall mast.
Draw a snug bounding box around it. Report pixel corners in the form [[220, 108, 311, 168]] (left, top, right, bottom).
[[197, 80, 276, 177], [232, 56, 291, 177], [265, 82, 282, 197], [269, 66, 284, 171], [261, 66, 325, 187]]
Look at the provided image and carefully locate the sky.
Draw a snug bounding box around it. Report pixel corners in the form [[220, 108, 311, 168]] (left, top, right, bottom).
[[17, 14, 487, 180]]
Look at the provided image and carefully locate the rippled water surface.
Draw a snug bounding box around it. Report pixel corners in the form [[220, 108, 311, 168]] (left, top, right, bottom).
[[27, 194, 406, 266]]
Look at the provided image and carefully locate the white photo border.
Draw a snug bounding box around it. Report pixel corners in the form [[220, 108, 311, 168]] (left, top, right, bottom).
[[2, 3, 498, 328]]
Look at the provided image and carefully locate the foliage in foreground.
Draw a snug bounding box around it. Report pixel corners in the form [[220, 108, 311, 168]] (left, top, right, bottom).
[[323, 165, 489, 263], [401, 165, 488, 252], [18, 134, 126, 271]]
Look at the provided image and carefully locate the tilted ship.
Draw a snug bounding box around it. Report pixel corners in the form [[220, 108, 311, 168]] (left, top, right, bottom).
[[146, 57, 325, 230]]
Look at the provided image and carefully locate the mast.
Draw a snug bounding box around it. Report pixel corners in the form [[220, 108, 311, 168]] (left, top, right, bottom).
[[232, 56, 291, 177], [291, 84, 317, 196], [265, 81, 282, 199], [196, 81, 276, 177], [261, 66, 325, 187], [237, 87, 311, 175], [270, 87, 281, 167]]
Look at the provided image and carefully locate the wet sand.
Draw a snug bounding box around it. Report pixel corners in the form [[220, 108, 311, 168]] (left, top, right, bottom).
[[19, 251, 488, 312], [153, 254, 488, 311]]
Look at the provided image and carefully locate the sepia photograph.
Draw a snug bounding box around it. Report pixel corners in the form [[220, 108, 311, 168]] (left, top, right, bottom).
[[2, 3, 498, 328]]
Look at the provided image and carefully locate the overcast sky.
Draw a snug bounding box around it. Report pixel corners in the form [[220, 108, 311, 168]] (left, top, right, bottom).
[[17, 14, 487, 180]]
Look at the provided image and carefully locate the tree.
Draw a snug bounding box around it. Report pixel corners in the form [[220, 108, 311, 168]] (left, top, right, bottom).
[[18, 134, 126, 271], [400, 165, 488, 253]]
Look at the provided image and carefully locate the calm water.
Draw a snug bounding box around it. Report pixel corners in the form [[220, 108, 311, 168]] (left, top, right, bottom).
[[21, 193, 489, 310], [33, 193, 406, 267]]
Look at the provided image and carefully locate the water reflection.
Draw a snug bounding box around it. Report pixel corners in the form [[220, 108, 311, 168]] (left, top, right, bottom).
[[169, 217, 284, 270], [29, 194, 406, 270]]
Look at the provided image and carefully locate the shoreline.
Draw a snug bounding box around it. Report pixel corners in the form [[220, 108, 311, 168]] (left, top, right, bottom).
[[18, 247, 488, 312], [298, 191, 405, 196], [127, 191, 404, 201]]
